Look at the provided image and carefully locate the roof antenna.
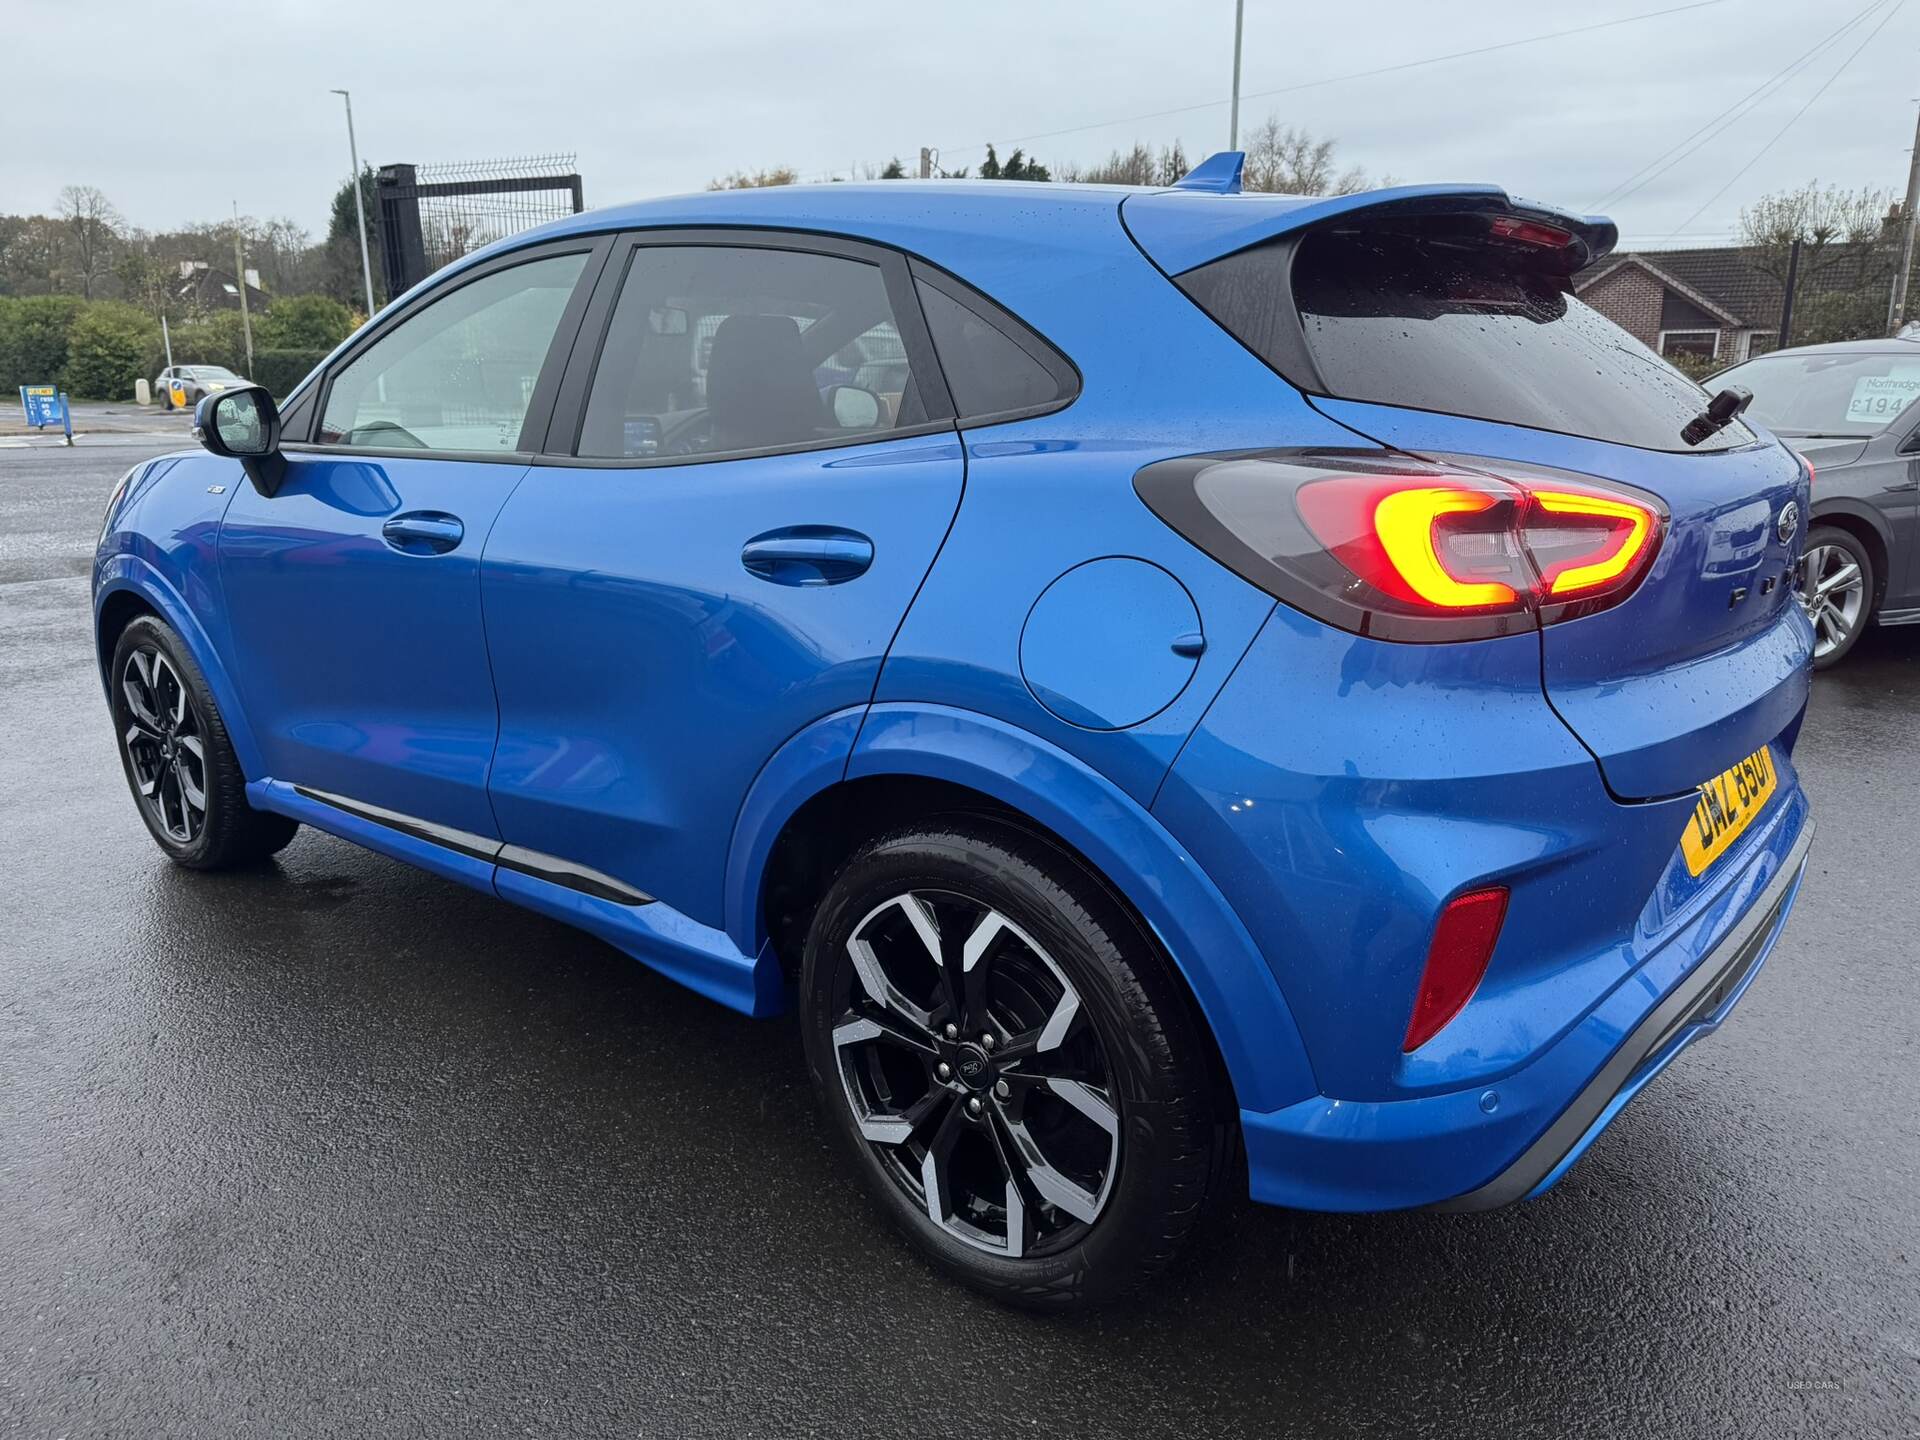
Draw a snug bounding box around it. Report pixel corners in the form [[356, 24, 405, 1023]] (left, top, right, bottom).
[[1175, 151, 1245, 195]]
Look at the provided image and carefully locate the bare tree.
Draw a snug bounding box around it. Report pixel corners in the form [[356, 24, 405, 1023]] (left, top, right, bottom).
[[707, 167, 799, 190], [1064, 142, 1190, 187], [1241, 118, 1369, 196], [1738, 181, 1892, 286], [57, 185, 122, 299], [1737, 181, 1905, 345]]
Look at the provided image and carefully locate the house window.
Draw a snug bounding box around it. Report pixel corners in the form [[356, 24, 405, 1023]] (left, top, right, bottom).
[[1658, 329, 1719, 361]]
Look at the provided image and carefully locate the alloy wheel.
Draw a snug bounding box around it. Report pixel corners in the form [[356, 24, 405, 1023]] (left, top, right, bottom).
[[1796, 542, 1866, 660], [831, 890, 1121, 1259], [121, 647, 207, 844]]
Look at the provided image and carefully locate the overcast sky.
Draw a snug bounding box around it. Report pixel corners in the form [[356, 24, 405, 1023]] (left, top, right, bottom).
[[9, 0, 1916, 248]]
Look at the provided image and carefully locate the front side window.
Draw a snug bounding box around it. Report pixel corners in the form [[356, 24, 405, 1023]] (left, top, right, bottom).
[[577, 245, 926, 460], [318, 252, 586, 451]]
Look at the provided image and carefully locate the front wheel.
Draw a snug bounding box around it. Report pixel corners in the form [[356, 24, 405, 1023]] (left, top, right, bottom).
[[110, 615, 299, 868], [1797, 525, 1874, 668], [801, 817, 1227, 1311]]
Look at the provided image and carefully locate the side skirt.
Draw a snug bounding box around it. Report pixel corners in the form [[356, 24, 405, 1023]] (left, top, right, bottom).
[[246, 779, 784, 1018]]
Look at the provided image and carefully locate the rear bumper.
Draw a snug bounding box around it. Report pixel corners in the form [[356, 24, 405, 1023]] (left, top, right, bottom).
[[1435, 815, 1812, 1210], [1237, 799, 1813, 1212]]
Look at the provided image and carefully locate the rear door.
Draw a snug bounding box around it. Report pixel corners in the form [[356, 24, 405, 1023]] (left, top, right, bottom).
[[1150, 198, 1812, 800], [479, 231, 964, 926]]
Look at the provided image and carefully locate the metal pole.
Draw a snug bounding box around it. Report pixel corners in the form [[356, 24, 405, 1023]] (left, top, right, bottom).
[[1886, 102, 1920, 333], [919, 147, 932, 180], [232, 203, 255, 376], [1779, 237, 1801, 350], [161, 314, 174, 372], [1229, 0, 1245, 149], [332, 88, 378, 318]]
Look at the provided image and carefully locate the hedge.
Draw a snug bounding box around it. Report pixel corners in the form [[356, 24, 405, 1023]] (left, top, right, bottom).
[[252, 348, 329, 399], [0, 295, 87, 392], [66, 302, 160, 399]]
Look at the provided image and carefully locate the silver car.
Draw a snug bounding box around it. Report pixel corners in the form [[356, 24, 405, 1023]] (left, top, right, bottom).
[[154, 365, 247, 411]]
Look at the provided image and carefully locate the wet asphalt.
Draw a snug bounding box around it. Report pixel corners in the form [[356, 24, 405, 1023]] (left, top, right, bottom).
[[2, 441, 1916, 1439]]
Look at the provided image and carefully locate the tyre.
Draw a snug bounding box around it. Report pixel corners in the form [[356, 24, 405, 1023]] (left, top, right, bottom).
[[1797, 525, 1874, 668], [157, 387, 173, 412], [110, 615, 299, 868], [800, 816, 1225, 1311]]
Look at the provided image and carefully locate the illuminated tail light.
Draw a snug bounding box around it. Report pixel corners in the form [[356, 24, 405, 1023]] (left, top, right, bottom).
[[1132, 450, 1667, 643], [1295, 473, 1661, 623], [1403, 886, 1509, 1051]]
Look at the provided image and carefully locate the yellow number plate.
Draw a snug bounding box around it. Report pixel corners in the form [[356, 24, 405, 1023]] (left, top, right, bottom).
[[1680, 746, 1778, 877]]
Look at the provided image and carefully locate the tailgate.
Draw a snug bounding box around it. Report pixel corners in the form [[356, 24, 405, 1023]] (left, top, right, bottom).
[[1152, 187, 1815, 799], [1314, 401, 1813, 798]]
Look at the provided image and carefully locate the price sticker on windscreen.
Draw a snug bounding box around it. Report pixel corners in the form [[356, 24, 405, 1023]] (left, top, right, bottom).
[[1844, 372, 1920, 424]]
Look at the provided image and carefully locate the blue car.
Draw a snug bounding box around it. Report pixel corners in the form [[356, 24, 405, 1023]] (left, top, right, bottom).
[[94, 154, 1815, 1310]]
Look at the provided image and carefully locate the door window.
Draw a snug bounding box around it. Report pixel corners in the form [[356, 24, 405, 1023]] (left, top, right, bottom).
[[318, 252, 587, 452], [577, 245, 928, 460]]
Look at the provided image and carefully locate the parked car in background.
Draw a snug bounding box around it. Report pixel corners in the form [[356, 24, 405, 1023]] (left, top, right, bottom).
[[95, 161, 1815, 1310], [155, 365, 248, 411], [1711, 337, 1920, 666]]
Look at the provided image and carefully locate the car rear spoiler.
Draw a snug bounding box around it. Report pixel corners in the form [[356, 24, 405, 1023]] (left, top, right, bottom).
[[1123, 160, 1617, 277]]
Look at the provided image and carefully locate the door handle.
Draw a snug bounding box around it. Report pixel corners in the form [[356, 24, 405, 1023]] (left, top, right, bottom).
[[381, 512, 465, 555], [741, 527, 874, 586]]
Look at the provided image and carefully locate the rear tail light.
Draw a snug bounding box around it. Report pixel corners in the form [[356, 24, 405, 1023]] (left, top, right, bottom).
[[1134, 450, 1668, 642], [1403, 886, 1509, 1051]]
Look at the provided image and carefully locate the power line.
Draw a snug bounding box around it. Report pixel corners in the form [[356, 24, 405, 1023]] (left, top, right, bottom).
[[1591, 0, 1894, 209], [915, 0, 1727, 169], [1664, 0, 1906, 238]]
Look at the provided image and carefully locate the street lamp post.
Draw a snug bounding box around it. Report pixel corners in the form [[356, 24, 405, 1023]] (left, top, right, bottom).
[[331, 88, 378, 319], [1229, 0, 1245, 150]]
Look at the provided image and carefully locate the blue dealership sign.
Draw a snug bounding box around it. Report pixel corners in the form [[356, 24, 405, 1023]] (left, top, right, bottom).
[[19, 385, 73, 442]]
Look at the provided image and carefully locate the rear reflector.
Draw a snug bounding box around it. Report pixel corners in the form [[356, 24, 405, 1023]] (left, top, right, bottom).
[[1403, 886, 1509, 1051]]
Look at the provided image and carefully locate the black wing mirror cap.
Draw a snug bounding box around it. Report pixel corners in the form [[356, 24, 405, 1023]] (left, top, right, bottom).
[[193, 384, 288, 496]]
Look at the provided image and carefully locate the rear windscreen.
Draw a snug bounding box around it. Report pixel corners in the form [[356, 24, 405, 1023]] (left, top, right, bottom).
[[1179, 222, 1753, 453]]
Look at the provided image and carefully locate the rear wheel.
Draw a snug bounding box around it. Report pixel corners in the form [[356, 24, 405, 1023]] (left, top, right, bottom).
[[111, 616, 298, 868], [1797, 525, 1873, 668], [800, 817, 1225, 1311]]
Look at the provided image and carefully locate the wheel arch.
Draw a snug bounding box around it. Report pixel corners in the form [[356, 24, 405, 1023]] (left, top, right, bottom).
[[93, 560, 266, 781], [726, 703, 1318, 1113]]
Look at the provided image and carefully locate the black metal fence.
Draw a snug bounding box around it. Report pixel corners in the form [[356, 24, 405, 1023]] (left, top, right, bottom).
[[375, 154, 585, 298]]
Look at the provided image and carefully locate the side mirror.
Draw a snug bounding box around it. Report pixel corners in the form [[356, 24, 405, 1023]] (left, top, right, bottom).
[[194, 385, 288, 496], [827, 384, 883, 430]]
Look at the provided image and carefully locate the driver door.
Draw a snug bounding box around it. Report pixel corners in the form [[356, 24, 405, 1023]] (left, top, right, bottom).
[[218, 238, 607, 836]]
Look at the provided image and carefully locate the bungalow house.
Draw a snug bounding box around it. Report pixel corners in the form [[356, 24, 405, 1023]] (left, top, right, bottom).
[[173, 260, 268, 314], [1574, 248, 1786, 366]]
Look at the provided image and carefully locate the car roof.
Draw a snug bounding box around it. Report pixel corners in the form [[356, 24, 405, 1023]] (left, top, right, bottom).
[[1734, 336, 1920, 361], [420, 177, 1613, 313]]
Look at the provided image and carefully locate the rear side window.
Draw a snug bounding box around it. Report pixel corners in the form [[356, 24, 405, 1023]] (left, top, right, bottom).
[[915, 281, 1067, 420], [576, 245, 929, 461], [1179, 222, 1753, 453]]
